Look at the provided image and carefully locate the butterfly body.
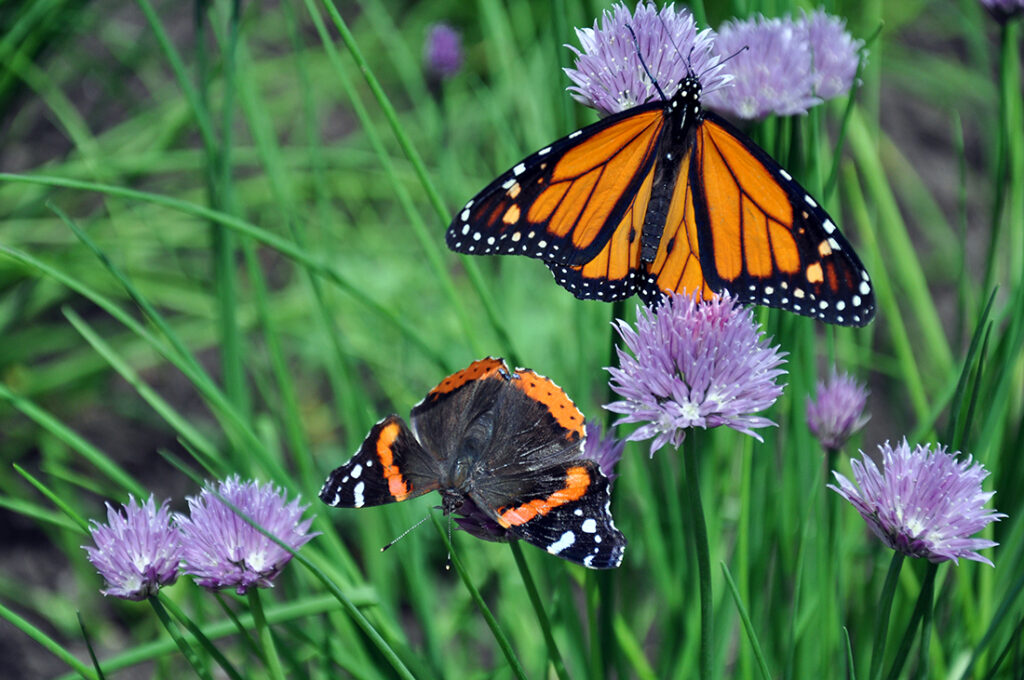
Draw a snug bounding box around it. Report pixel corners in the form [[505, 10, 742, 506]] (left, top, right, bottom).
[[320, 358, 626, 569], [447, 74, 875, 326]]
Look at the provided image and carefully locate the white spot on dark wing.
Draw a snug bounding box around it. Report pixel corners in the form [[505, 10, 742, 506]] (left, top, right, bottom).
[[859, 281, 871, 295], [460, 209, 470, 222], [836, 301, 846, 311], [461, 224, 470, 235], [472, 232, 481, 241], [547, 531, 576, 555], [352, 464, 363, 479], [823, 219, 836, 234], [804, 195, 818, 208], [513, 163, 526, 176], [574, 508, 583, 516], [828, 237, 841, 251], [569, 130, 582, 139], [584, 555, 595, 567], [539, 146, 551, 156], [852, 295, 862, 307], [502, 178, 516, 190], [353, 481, 365, 508], [779, 169, 792, 181], [581, 518, 597, 533]]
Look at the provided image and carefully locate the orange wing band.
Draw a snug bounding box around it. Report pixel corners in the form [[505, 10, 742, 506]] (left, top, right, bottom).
[[497, 466, 591, 527], [698, 120, 799, 282], [513, 370, 585, 438], [377, 421, 412, 501]]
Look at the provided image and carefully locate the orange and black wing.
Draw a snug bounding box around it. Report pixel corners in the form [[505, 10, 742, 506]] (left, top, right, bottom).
[[682, 113, 875, 326], [447, 104, 666, 267], [549, 144, 716, 305]]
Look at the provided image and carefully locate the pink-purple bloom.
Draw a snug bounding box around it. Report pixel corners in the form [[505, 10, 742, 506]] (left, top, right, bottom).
[[705, 14, 821, 119], [806, 369, 870, 450], [176, 476, 318, 594], [564, 1, 730, 116], [424, 23, 463, 79], [83, 495, 181, 601], [606, 293, 787, 455], [583, 421, 626, 484], [803, 9, 863, 100], [830, 440, 1005, 565], [979, 0, 1024, 22]]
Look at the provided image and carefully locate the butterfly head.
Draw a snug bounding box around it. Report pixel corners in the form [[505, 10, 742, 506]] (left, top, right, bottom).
[[669, 74, 704, 122]]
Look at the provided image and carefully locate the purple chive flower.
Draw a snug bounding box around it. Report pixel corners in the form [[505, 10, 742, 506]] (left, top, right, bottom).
[[705, 15, 820, 119], [454, 422, 624, 541], [979, 0, 1024, 22], [583, 421, 626, 484], [424, 23, 463, 79], [802, 9, 863, 100], [177, 476, 318, 595], [83, 495, 181, 601], [564, 1, 730, 116], [830, 440, 1006, 565], [806, 369, 870, 451], [606, 292, 787, 455]]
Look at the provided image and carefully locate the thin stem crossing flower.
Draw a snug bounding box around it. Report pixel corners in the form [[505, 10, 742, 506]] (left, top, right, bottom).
[[606, 292, 787, 455], [830, 440, 1005, 565], [83, 495, 182, 601], [177, 476, 319, 594]]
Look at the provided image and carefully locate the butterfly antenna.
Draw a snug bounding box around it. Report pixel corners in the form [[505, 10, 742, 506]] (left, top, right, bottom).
[[381, 514, 431, 552], [445, 514, 454, 571], [625, 24, 668, 102]]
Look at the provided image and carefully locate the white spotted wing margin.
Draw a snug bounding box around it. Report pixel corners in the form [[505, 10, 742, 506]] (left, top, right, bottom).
[[318, 415, 440, 509], [491, 460, 626, 570]]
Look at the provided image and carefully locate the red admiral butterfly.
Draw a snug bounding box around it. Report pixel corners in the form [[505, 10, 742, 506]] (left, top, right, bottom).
[[319, 357, 626, 569]]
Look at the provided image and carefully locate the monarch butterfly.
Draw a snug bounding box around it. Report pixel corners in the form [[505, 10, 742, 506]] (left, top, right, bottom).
[[446, 72, 875, 327]]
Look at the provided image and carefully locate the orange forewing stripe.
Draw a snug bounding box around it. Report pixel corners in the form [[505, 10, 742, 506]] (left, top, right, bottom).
[[548, 171, 600, 237], [514, 370, 585, 438], [699, 130, 744, 280], [527, 181, 571, 223], [701, 120, 792, 225], [497, 465, 591, 527], [552, 110, 663, 181], [578, 168, 653, 279], [768, 220, 800, 273], [427, 357, 506, 397], [570, 120, 665, 249], [376, 421, 412, 501], [742, 199, 773, 278]]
